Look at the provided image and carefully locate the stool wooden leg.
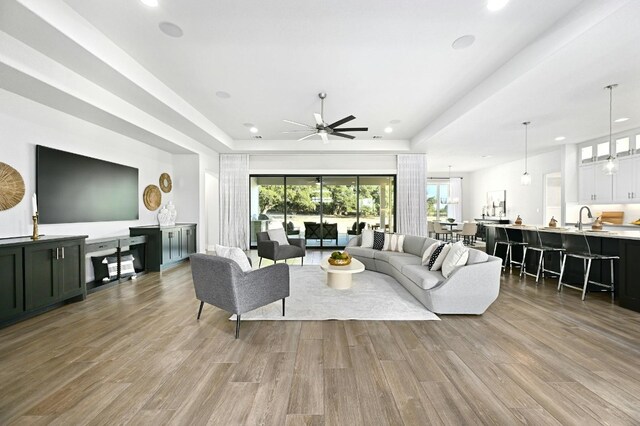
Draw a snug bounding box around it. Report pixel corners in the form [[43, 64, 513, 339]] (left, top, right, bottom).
[[581, 258, 592, 301], [558, 254, 567, 292]]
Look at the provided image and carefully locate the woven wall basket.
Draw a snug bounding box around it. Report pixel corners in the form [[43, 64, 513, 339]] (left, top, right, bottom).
[[159, 172, 172, 193], [143, 184, 162, 211], [0, 162, 25, 211]]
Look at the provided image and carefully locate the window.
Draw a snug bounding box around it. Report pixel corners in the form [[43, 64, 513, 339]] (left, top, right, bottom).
[[581, 146, 593, 163], [597, 141, 610, 159], [616, 137, 630, 156], [426, 181, 449, 222]]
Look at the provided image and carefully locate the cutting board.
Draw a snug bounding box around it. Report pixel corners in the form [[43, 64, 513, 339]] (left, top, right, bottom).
[[601, 211, 624, 225]]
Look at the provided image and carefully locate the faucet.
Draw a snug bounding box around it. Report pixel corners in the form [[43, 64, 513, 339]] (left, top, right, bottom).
[[577, 206, 593, 231]]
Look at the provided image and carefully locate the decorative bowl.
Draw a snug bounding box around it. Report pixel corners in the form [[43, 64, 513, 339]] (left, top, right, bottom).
[[447, 218, 455, 223], [328, 255, 351, 266]]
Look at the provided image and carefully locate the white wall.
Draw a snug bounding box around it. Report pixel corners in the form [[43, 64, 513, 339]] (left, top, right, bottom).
[[466, 149, 562, 225], [249, 154, 398, 174], [0, 89, 176, 239]]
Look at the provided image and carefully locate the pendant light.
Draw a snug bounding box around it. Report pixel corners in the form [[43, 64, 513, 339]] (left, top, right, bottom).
[[520, 121, 532, 186], [446, 165, 460, 204], [603, 84, 619, 175]]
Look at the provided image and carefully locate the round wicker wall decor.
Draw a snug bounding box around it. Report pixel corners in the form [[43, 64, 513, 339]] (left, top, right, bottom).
[[143, 184, 162, 211], [159, 172, 172, 193], [0, 162, 25, 211]]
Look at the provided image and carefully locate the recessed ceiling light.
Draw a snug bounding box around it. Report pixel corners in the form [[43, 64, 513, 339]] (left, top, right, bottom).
[[373, 136, 383, 139], [555, 136, 566, 141], [614, 117, 629, 122], [249, 127, 259, 133], [452, 35, 475, 50], [487, 0, 509, 11], [243, 122, 254, 128], [215, 91, 231, 99], [251, 135, 263, 139], [159, 22, 183, 38], [389, 119, 402, 124], [481, 155, 492, 158], [384, 127, 393, 133], [140, 0, 158, 7]]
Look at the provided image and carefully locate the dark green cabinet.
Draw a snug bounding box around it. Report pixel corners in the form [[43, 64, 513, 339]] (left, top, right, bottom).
[[130, 224, 197, 271], [619, 239, 640, 312], [0, 247, 24, 321], [1, 236, 86, 327]]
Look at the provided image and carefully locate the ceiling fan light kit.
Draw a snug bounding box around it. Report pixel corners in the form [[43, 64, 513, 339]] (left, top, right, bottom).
[[283, 93, 369, 144]]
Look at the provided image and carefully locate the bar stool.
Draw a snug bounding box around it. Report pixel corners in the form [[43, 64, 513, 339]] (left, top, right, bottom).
[[558, 233, 619, 301], [493, 226, 527, 273], [520, 228, 564, 283]]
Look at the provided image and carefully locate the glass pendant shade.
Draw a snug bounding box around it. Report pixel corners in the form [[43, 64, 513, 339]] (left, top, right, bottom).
[[520, 172, 532, 186], [602, 155, 619, 175]]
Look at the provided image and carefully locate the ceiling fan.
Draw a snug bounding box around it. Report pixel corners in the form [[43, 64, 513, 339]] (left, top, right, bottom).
[[283, 92, 368, 144]]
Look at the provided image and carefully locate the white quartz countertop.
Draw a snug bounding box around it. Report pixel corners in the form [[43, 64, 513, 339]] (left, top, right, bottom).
[[486, 224, 640, 241]]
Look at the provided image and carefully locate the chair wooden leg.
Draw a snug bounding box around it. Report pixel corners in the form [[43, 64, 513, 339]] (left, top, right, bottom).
[[197, 301, 204, 320], [282, 298, 285, 316], [235, 314, 241, 339]]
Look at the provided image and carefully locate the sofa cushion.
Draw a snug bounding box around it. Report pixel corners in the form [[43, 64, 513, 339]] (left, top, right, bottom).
[[345, 246, 375, 259], [402, 265, 445, 290], [467, 249, 489, 265], [374, 250, 415, 264], [442, 241, 470, 278], [421, 242, 439, 266], [403, 235, 427, 257], [389, 253, 422, 271]]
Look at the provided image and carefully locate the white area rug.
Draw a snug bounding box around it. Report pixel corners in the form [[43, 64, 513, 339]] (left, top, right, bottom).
[[231, 266, 439, 321]]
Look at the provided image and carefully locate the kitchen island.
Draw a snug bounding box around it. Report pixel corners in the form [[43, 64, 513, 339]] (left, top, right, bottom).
[[485, 224, 640, 312]]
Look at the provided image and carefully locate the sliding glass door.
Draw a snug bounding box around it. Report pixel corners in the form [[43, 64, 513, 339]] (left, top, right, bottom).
[[250, 175, 396, 248]]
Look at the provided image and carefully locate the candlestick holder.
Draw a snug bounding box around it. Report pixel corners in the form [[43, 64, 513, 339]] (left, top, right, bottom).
[[31, 213, 39, 240]]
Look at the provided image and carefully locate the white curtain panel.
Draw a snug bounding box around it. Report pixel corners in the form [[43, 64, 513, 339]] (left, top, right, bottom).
[[220, 154, 249, 250], [396, 154, 427, 236], [447, 177, 463, 221]]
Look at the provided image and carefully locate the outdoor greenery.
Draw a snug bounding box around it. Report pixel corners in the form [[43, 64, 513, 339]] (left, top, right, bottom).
[[258, 184, 383, 217]]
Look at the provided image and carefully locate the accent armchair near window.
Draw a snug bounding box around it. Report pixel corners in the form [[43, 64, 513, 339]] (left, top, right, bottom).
[[190, 253, 290, 338], [256, 231, 306, 267]]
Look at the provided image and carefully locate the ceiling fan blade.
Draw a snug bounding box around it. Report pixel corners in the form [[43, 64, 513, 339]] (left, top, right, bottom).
[[282, 130, 315, 133], [297, 133, 318, 141], [328, 115, 355, 129], [332, 132, 356, 140], [283, 119, 315, 129], [319, 132, 330, 144], [333, 127, 368, 132], [314, 113, 324, 126]]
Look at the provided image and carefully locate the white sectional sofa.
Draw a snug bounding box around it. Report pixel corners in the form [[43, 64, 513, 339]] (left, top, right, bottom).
[[345, 235, 502, 314]]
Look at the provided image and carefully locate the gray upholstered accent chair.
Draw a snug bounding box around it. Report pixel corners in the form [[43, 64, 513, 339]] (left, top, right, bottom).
[[190, 253, 290, 338], [256, 231, 306, 267]]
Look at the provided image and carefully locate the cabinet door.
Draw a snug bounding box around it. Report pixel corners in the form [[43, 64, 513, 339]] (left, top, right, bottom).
[[58, 242, 83, 299], [0, 247, 24, 320], [161, 230, 172, 263], [173, 228, 183, 259], [24, 242, 59, 310], [162, 229, 181, 262], [181, 226, 196, 257], [613, 157, 635, 202], [578, 165, 595, 202], [633, 157, 640, 201], [594, 172, 613, 203]]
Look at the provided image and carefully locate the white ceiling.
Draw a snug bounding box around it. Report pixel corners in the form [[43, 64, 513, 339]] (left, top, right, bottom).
[[2, 0, 640, 171]]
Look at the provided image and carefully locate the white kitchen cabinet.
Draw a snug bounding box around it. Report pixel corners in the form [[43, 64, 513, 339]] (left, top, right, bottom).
[[578, 163, 613, 203], [613, 157, 637, 202]]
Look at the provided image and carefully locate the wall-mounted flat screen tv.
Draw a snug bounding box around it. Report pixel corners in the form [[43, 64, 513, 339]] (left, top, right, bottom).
[[36, 145, 139, 223]]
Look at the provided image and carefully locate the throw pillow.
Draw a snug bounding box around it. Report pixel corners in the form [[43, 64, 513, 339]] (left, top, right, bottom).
[[361, 230, 374, 248], [441, 241, 470, 278], [215, 244, 252, 272], [91, 256, 110, 282], [383, 234, 405, 252], [102, 254, 136, 279], [372, 231, 385, 250], [267, 228, 289, 246], [427, 243, 451, 271], [421, 242, 439, 266]]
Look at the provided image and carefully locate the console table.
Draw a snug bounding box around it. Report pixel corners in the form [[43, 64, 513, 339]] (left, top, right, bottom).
[[130, 224, 197, 271], [0, 235, 87, 327]]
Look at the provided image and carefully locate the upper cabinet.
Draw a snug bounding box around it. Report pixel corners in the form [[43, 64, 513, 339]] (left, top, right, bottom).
[[613, 156, 640, 202], [578, 164, 612, 203]]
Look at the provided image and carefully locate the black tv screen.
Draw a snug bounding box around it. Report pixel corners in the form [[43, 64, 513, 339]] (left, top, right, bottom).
[[36, 146, 139, 223]]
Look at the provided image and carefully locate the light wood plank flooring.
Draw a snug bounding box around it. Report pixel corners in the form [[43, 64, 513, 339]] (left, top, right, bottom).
[[1, 250, 639, 425]]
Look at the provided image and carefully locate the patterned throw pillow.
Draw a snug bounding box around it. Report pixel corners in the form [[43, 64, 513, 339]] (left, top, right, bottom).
[[361, 230, 374, 248], [421, 242, 439, 266], [372, 231, 385, 250], [427, 243, 451, 271], [383, 234, 405, 252]]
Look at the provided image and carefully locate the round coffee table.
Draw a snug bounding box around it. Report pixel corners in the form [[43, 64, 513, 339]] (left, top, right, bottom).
[[320, 257, 365, 289]]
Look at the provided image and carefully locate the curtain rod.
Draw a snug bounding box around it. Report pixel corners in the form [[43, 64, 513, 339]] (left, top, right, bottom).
[[428, 177, 464, 180]]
